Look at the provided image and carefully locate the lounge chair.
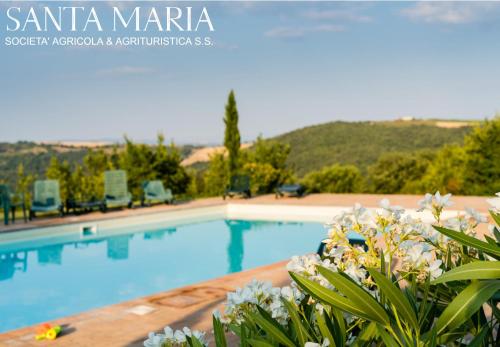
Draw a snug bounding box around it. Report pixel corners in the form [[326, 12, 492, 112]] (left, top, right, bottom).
[[66, 197, 105, 215], [141, 180, 174, 206], [223, 175, 251, 200], [275, 184, 305, 198], [30, 180, 64, 219], [0, 185, 26, 225], [103, 170, 132, 210]]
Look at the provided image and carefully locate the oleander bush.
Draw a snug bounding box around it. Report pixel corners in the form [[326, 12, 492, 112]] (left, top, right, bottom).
[[145, 192, 500, 347]]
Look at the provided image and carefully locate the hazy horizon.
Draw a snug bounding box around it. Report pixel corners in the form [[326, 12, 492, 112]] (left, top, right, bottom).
[[1, 115, 486, 146]]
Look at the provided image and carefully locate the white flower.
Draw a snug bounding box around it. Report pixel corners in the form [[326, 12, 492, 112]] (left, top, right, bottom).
[[434, 192, 453, 209], [144, 326, 208, 347], [174, 329, 186, 343], [287, 254, 321, 275], [486, 192, 500, 212], [143, 332, 166, 347], [164, 326, 174, 339], [465, 207, 488, 224], [379, 199, 405, 219], [344, 263, 366, 283], [405, 244, 432, 268], [418, 192, 453, 213], [428, 260, 443, 280], [305, 338, 330, 347]]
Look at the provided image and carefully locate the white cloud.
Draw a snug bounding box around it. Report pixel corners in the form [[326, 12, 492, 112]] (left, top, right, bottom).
[[402, 2, 500, 24], [96, 66, 154, 76], [265, 24, 344, 39], [304, 9, 372, 23]]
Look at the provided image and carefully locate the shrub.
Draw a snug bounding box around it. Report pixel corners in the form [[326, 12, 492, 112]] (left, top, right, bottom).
[[368, 151, 434, 194], [419, 145, 465, 194], [203, 153, 229, 197], [463, 116, 500, 195], [145, 192, 500, 347], [242, 137, 293, 194], [301, 164, 364, 193]]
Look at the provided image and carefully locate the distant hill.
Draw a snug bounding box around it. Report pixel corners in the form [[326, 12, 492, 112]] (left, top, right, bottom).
[[0, 119, 475, 187], [271, 119, 473, 176], [0, 141, 196, 187]]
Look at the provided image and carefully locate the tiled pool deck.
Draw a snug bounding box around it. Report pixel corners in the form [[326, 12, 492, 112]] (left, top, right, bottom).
[[0, 194, 494, 346]]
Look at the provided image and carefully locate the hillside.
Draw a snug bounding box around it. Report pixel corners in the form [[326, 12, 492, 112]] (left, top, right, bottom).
[[0, 142, 196, 187], [271, 120, 473, 176], [0, 119, 474, 187]]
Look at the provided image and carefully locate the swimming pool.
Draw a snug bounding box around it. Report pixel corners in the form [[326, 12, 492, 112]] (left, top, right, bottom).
[[0, 217, 331, 332]]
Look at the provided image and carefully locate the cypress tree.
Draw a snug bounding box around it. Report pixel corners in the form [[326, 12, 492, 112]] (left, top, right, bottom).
[[223, 90, 241, 177]]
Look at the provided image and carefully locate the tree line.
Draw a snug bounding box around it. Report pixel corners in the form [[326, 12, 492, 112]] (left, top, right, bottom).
[[5, 91, 500, 207]]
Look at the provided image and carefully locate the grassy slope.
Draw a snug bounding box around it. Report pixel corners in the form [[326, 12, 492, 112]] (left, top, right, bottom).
[[271, 120, 472, 176]]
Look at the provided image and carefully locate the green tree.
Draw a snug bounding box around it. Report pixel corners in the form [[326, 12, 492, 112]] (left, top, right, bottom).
[[223, 90, 241, 177], [46, 157, 73, 203], [301, 164, 364, 193], [419, 145, 465, 194], [203, 153, 229, 196], [368, 151, 434, 194], [242, 137, 292, 194], [16, 163, 34, 208], [119, 136, 156, 199], [153, 134, 191, 195], [462, 116, 500, 195], [81, 149, 111, 200]]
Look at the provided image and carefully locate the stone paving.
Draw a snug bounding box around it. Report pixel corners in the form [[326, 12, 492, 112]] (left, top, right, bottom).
[[0, 193, 495, 346]]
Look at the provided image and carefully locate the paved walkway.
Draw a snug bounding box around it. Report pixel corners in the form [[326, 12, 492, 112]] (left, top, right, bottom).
[[0, 193, 493, 234]]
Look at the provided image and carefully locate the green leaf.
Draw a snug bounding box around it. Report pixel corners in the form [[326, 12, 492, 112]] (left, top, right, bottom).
[[247, 338, 274, 347], [493, 226, 500, 243], [431, 261, 500, 284], [186, 335, 204, 347], [436, 280, 500, 334], [315, 310, 336, 347], [368, 268, 418, 330], [426, 326, 437, 347], [485, 235, 499, 246], [490, 210, 500, 228], [330, 308, 346, 347], [213, 314, 227, 347], [376, 325, 399, 347], [289, 272, 372, 320], [249, 307, 296, 347], [350, 322, 378, 347], [282, 299, 312, 346], [468, 326, 489, 347], [317, 266, 390, 326], [433, 226, 500, 259]]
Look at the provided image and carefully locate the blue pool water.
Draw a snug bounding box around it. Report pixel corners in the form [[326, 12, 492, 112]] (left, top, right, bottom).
[[0, 219, 329, 332]]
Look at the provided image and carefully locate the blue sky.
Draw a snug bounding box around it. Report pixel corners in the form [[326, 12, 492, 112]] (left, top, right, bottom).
[[1, 1, 500, 144]]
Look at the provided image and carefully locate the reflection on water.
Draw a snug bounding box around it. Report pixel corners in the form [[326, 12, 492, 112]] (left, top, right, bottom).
[[0, 227, 179, 280], [144, 228, 177, 240], [107, 235, 131, 260], [0, 222, 308, 281], [0, 252, 27, 281], [38, 245, 63, 265]]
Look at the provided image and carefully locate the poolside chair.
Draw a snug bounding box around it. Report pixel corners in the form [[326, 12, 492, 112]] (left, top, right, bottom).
[[103, 170, 132, 211], [141, 180, 174, 206], [0, 185, 25, 225], [275, 184, 305, 199], [223, 175, 251, 200], [30, 180, 64, 219]]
